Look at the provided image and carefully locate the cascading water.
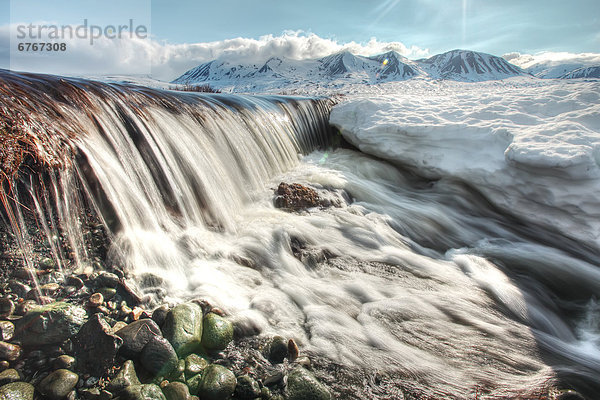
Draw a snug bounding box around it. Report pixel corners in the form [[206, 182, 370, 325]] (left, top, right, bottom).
[[1, 69, 599, 399]]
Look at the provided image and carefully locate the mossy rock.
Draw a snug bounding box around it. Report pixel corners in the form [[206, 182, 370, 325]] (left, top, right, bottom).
[[15, 302, 86, 346], [162, 303, 203, 357], [286, 367, 330, 400], [120, 384, 167, 400], [201, 313, 233, 352], [196, 364, 236, 400], [0, 382, 34, 400]]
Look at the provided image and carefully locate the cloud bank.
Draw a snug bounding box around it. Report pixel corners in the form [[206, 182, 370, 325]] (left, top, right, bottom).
[[0, 28, 429, 81]]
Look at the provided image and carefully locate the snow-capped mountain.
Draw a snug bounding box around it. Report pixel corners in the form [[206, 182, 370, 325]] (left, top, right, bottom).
[[172, 49, 526, 92], [419, 50, 525, 80], [560, 66, 600, 79]]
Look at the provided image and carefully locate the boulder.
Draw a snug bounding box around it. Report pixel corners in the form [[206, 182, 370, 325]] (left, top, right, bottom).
[[196, 364, 236, 400], [38, 369, 79, 400], [139, 336, 178, 376], [286, 367, 330, 400], [115, 319, 162, 358], [15, 302, 86, 346], [201, 313, 233, 352], [274, 182, 321, 210], [161, 303, 202, 357], [73, 314, 123, 376]]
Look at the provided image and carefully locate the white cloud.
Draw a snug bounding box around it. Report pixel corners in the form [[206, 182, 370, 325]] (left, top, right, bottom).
[[0, 27, 429, 81], [503, 51, 600, 69]]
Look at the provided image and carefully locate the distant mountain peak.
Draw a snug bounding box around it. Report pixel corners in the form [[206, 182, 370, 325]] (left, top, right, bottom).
[[172, 48, 528, 91]]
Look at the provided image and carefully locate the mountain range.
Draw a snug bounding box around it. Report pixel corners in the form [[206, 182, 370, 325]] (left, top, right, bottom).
[[172, 49, 599, 92]]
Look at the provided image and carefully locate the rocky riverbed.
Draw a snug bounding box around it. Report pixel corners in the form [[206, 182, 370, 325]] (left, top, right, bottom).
[[0, 183, 333, 400]]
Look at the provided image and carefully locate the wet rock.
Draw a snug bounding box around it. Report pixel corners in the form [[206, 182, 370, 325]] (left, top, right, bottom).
[[0, 320, 15, 341], [73, 314, 122, 376], [556, 390, 586, 400], [186, 373, 202, 395], [0, 360, 8, 371], [201, 313, 233, 352], [0, 341, 21, 361], [39, 283, 60, 296], [106, 360, 140, 394], [65, 276, 84, 290], [151, 305, 169, 327], [120, 384, 166, 400], [266, 336, 288, 364], [109, 321, 128, 334], [38, 369, 79, 400], [184, 354, 208, 379], [117, 281, 142, 307], [115, 319, 162, 358], [139, 336, 178, 376], [166, 359, 186, 382], [235, 375, 261, 400], [88, 293, 104, 307], [94, 272, 120, 289], [39, 257, 56, 269], [196, 364, 236, 400], [7, 280, 30, 298], [0, 298, 15, 318], [15, 302, 87, 346], [14, 300, 37, 316], [97, 287, 117, 301], [288, 338, 299, 361], [0, 368, 21, 385], [274, 182, 322, 210], [53, 355, 76, 370], [286, 367, 330, 400], [162, 381, 191, 400], [0, 382, 34, 400], [162, 303, 202, 357]]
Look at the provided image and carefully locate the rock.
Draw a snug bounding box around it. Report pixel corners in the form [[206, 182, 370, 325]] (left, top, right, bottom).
[[0, 382, 34, 400], [288, 338, 299, 361], [14, 300, 37, 316], [139, 336, 178, 376], [15, 302, 87, 346], [166, 359, 186, 382], [0, 321, 15, 341], [196, 364, 236, 400], [97, 287, 117, 301], [65, 276, 84, 289], [201, 313, 233, 352], [161, 303, 202, 357], [115, 319, 162, 358], [235, 375, 261, 400], [151, 305, 169, 327], [266, 336, 288, 364], [53, 355, 76, 370], [39, 283, 60, 296], [0, 360, 8, 371], [0, 341, 21, 361], [38, 369, 79, 400], [0, 368, 21, 385], [117, 281, 142, 307], [186, 373, 202, 395], [556, 390, 586, 400], [0, 298, 15, 318], [39, 257, 56, 269], [184, 354, 208, 379], [7, 280, 30, 298], [109, 321, 128, 334], [274, 182, 321, 210], [286, 367, 330, 400], [94, 272, 120, 289], [73, 314, 123, 376], [88, 293, 104, 307], [106, 360, 140, 394], [120, 384, 166, 400], [162, 382, 191, 400]]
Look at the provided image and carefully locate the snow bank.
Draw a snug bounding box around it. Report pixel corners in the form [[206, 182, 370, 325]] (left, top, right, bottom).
[[330, 79, 600, 250]]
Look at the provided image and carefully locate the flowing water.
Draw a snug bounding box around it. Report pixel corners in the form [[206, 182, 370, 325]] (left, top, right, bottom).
[[1, 70, 599, 399]]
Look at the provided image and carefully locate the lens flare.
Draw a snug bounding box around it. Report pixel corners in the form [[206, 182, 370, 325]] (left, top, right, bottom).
[[382, 58, 389, 66]]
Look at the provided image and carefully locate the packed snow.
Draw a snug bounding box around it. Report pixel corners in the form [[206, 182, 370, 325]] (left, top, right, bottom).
[[330, 78, 600, 250]]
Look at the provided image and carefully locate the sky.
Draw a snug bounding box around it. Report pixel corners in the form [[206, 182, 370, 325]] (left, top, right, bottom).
[[0, 0, 599, 80]]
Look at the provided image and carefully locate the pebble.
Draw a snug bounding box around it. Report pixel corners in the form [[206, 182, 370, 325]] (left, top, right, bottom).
[[38, 369, 79, 400], [163, 381, 192, 400], [267, 336, 288, 364], [66, 276, 84, 289], [39, 257, 56, 269], [0, 298, 15, 318], [288, 338, 299, 361], [0, 368, 21, 385], [0, 320, 15, 341], [0, 341, 21, 361], [94, 272, 120, 289], [40, 283, 60, 296], [97, 287, 117, 301], [89, 293, 104, 307], [53, 355, 76, 370], [235, 375, 261, 400], [7, 280, 31, 298]]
